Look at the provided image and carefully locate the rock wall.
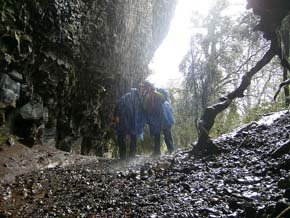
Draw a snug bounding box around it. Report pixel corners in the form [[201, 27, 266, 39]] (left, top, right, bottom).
[[0, 0, 176, 155]]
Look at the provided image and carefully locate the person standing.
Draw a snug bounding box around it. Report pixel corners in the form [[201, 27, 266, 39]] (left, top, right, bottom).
[[112, 87, 145, 160], [143, 82, 175, 156]]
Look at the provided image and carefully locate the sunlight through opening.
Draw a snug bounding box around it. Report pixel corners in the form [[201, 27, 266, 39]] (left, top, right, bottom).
[[147, 0, 247, 88]]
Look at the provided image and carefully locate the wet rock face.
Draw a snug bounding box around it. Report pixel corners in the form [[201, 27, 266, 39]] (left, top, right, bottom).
[[1, 111, 290, 217], [246, 0, 290, 40], [0, 0, 176, 153]]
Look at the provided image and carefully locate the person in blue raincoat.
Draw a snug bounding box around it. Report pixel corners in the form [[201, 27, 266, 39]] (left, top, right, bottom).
[[112, 87, 145, 160], [143, 82, 175, 155]]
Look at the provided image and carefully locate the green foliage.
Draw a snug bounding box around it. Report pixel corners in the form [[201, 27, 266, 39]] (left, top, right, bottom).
[[211, 102, 241, 137], [172, 115, 197, 148], [243, 96, 286, 123], [175, 0, 287, 146], [170, 88, 199, 148]]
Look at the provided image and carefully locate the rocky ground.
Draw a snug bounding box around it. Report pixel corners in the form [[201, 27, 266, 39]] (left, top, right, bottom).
[[0, 111, 290, 217], [0, 142, 98, 183]]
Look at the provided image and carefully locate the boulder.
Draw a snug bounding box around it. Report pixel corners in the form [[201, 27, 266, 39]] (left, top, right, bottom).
[[0, 74, 20, 107]]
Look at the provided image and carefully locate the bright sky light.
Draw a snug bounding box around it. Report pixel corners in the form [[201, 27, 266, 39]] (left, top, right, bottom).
[[147, 0, 247, 88]]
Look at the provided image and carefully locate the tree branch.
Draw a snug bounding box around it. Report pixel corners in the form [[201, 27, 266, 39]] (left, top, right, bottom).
[[191, 40, 277, 157], [274, 77, 290, 101]]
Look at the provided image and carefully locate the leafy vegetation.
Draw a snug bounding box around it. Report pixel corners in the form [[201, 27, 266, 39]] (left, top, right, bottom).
[[174, 0, 289, 150]]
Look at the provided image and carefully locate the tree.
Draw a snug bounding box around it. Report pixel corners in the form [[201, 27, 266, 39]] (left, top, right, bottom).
[[191, 0, 290, 156], [176, 1, 269, 147]]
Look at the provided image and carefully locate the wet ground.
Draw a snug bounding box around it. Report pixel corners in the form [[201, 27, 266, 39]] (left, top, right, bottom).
[[0, 111, 290, 217], [0, 142, 98, 183]]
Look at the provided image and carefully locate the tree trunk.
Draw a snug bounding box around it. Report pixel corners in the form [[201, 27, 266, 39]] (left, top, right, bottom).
[[283, 67, 290, 106], [191, 41, 277, 157], [282, 28, 290, 106]]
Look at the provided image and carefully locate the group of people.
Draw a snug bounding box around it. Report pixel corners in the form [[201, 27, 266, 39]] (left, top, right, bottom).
[[112, 81, 175, 160]]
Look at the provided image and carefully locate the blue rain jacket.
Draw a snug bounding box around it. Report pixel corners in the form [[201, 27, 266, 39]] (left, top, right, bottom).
[[144, 90, 174, 135], [157, 88, 169, 101], [163, 101, 175, 127], [114, 88, 145, 137], [157, 88, 174, 126]]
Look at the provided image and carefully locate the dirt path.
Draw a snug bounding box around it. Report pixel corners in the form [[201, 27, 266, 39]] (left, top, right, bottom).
[[0, 142, 98, 183], [0, 111, 290, 217]]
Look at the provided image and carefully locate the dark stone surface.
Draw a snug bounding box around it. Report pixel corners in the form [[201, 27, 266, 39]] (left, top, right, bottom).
[[0, 0, 176, 154], [0, 111, 290, 217]]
